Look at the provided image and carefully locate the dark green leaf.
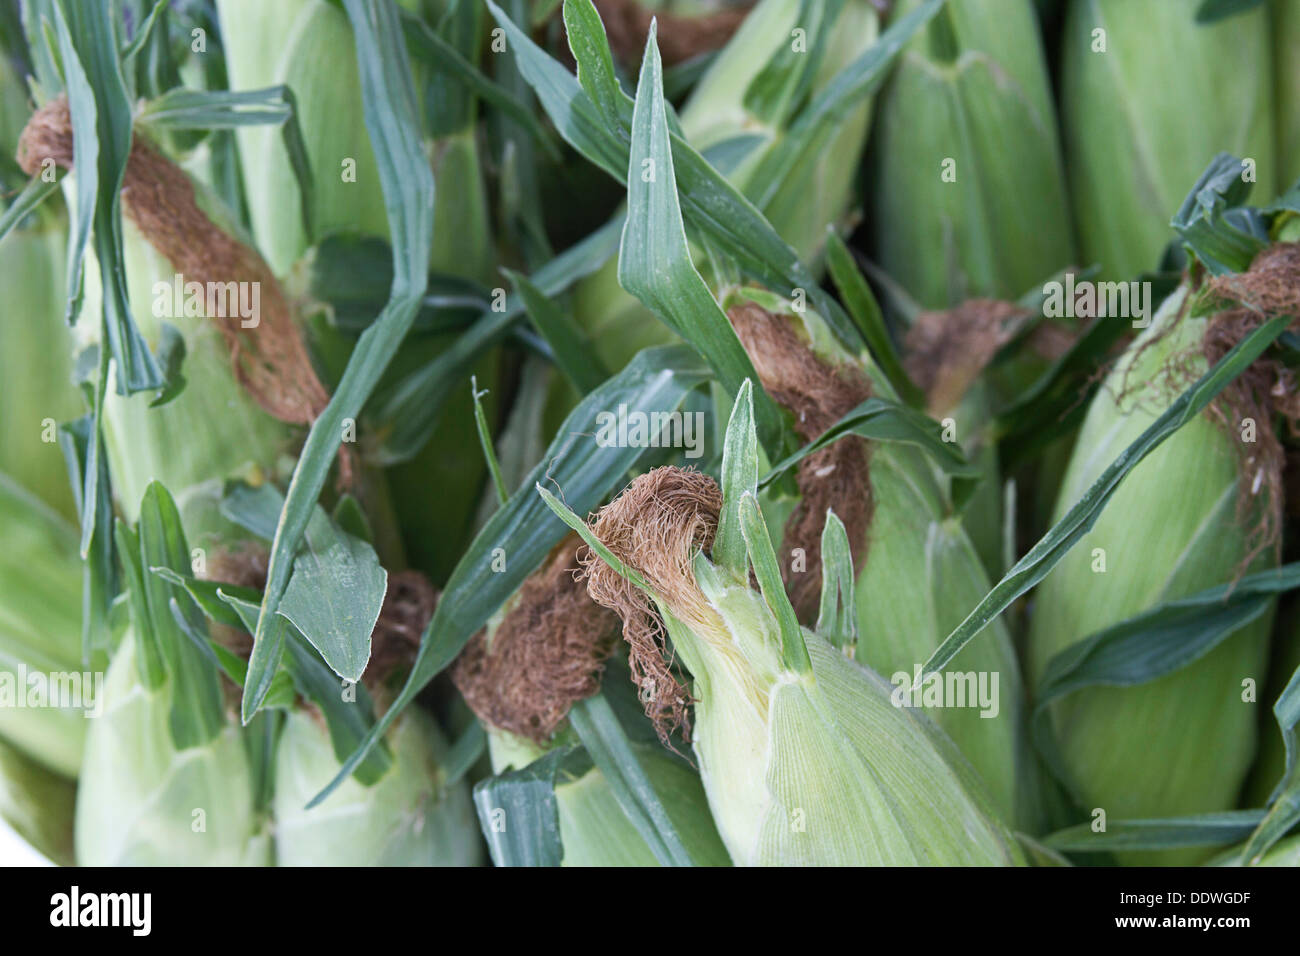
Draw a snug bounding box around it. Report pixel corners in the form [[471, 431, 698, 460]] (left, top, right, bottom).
[[0, 173, 61, 244], [619, 24, 789, 460], [473, 746, 589, 866], [824, 231, 922, 406], [1044, 811, 1265, 852], [1171, 152, 1268, 275], [507, 269, 609, 394], [568, 693, 697, 866], [759, 396, 978, 491], [51, 0, 163, 392], [244, 0, 435, 722], [147, 321, 186, 408]]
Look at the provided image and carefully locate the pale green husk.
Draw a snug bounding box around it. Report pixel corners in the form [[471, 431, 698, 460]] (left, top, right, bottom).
[[75, 638, 272, 866], [869, 0, 1073, 307], [215, 0, 392, 273], [1276, 0, 1300, 189], [667, 563, 1024, 865], [1061, 0, 1276, 279], [273, 706, 482, 866], [0, 473, 92, 780], [1027, 285, 1272, 862]]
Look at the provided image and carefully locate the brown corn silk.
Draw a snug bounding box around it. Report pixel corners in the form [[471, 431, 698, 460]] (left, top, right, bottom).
[[1198, 242, 1300, 565], [903, 299, 1026, 415], [17, 97, 339, 468], [578, 467, 724, 744], [590, 0, 752, 66], [452, 538, 618, 745], [727, 301, 872, 622]]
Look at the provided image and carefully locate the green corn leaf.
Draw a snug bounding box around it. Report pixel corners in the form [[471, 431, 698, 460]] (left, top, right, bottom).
[[994, 313, 1131, 471], [309, 345, 711, 806], [136, 481, 225, 748], [738, 492, 810, 674], [140, 86, 315, 238], [816, 510, 857, 652], [218, 480, 385, 684], [1031, 563, 1300, 804], [714, 379, 757, 576], [1195, 0, 1268, 24], [507, 268, 609, 394], [118, 0, 167, 69], [222, 592, 390, 785], [50, 0, 162, 392], [473, 746, 587, 866], [57, 413, 115, 659], [0, 173, 62, 245], [568, 693, 695, 867], [399, 7, 557, 158], [1171, 152, 1269, 275], [619, 24, 788, 460], [147, 321, 186, 408], [1242, 661, 1300, 864], [471, 376, 509, 508], [277, 506, 386, 684], [759, 396, 978, 491], [1044, 811, 1265, 853], [443, 722, 486, 789], [369, 214, 624, 463], [243, 0, 434, 723], [924, 313, 1292, 675], [113, 518, 164, 689], [824, 231, 922, 407]]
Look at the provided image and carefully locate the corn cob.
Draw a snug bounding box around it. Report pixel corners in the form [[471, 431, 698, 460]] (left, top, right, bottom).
[[869, 0, 1074, 307], [1026, 283, 1274, 863], [724, 288, 1041, 831], [567, 458, 1024, 865], [1061, 0, 1275, 279]]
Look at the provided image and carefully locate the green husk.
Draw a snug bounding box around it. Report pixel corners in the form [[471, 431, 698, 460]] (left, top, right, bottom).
[[0, 473, 95, 780], [215, 0, 391, 272], [869, 0, 1073, 307], [1027, 284, 1273, 863], [1276, 0, 1300, 189], [1061, 0, 1275, 279], [75, 636, 272, 866], [273, 706, 482, 866], [0, 736, 77, 866]]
